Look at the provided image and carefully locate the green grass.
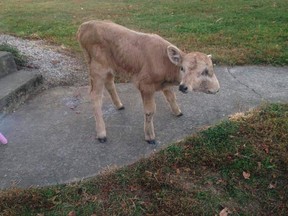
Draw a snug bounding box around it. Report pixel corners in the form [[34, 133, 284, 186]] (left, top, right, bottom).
[[0, 0, 287, 65], [1, 103, 288, 215]]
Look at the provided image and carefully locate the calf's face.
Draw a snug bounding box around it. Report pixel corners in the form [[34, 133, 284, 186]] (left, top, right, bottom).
[[167, 46, 220, 94]]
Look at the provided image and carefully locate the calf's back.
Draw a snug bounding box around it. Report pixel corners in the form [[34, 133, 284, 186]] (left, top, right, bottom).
[[77, 20, 179, 86]]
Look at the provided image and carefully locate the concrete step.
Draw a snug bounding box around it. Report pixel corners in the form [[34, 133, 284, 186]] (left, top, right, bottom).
[[0, 51, 18, 78], [0, 69, 43, 114]]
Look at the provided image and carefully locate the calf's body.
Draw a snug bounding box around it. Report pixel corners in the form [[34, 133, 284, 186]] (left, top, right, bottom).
[[77, 20, 220, 144]]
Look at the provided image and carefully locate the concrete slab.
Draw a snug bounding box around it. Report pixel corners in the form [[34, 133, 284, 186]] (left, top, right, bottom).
[[0, 51, 17, 78], [0, 69, 43, 113], [228, 66, 288, 102], [0, 66, 287, 189]]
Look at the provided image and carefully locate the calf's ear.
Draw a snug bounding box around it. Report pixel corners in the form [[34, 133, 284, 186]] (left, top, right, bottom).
[[167, 45, 182, 66]]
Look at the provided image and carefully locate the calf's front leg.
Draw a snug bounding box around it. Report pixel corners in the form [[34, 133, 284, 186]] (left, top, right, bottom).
[[140, 91, 156, 144], [104, 72, 124, 110], [162, 88, 182, 116]]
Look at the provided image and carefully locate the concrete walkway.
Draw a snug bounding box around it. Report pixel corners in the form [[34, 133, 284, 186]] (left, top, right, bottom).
[[0, 66, 287, 189]]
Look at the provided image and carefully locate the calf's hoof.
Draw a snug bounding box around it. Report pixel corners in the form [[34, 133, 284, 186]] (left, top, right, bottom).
[[118, 106, 125, 110], [146, 139, 156, 145], [177, 112, 183, 117], [98, 137, 107, 143]]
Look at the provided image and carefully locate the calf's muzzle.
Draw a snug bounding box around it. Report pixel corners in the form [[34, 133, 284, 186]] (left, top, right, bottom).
[[179, 84, 188, 94]]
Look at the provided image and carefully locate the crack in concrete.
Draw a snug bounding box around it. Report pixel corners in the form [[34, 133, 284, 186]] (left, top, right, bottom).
[[226, 67, 263, 99]]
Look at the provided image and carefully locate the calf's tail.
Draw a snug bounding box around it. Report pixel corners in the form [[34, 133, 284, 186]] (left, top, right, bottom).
[[76, 22, 92, 64]]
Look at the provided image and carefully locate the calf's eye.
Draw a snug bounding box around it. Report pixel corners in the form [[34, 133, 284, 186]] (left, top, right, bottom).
[[201, 68, 209, 76], [180, 67, 185, 72]]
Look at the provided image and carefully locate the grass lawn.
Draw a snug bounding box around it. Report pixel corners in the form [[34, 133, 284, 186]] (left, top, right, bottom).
[[0, 0, 287, 65], [0, 103, 288, 215]]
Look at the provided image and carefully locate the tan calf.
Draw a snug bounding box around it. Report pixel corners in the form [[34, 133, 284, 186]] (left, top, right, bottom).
[[77, 20, 220, 144]]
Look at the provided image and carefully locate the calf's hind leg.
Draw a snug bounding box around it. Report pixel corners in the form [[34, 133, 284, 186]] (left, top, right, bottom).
[[89, 62, 108, 143]]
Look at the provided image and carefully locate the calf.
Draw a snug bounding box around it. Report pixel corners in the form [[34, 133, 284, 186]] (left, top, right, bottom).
[[77, 20, 220, 144]]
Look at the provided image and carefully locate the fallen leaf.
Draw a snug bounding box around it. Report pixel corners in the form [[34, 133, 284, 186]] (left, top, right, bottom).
[[242, 171, 250, 179], [129, 185, 139, 191], [227, 155, 233, 161], [121, 201, 127, 208], [145, 171, 153, 177], [216, 179, 225, 184], [268, 182, 277, 189], [262, 144, 269, 154], [257, 162, 262, 170], [219, 207, 231, 216], [67, 211, 76, 216], [206, 181, 213, 186], [50, 195, 61, 205], [183, 167, 191, 172]]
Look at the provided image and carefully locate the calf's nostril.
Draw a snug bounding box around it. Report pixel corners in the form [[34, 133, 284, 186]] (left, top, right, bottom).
[[179, 84, 188, 93], [208, 89, 220, 94]]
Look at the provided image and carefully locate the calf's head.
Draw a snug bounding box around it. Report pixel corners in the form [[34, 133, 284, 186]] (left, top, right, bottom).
[[167, 45, 220, 94]]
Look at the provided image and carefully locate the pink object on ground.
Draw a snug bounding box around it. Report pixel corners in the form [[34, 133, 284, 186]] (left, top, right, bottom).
[[0, 133, 8, 144]]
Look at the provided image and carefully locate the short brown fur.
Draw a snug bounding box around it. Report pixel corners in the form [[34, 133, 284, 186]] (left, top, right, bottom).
[[77, 20, 220, 143]]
